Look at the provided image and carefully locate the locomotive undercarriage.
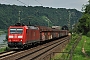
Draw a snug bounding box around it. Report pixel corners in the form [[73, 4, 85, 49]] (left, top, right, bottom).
[[8, 40, 40, 49], [8, 42, 23, 48]]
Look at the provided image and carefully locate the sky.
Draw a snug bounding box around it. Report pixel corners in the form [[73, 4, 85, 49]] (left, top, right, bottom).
[[0, 0, 88, 11]]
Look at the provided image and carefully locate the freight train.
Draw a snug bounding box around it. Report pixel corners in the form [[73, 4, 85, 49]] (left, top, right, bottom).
[[8, 23, 68, 48]]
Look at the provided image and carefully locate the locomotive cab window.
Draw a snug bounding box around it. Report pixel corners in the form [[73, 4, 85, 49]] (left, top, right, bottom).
[[10, 28, 23, 34]]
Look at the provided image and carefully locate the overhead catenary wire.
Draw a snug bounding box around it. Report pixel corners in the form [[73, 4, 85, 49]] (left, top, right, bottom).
[[17, 0, 27, 6], [34, 0, 42, 6]]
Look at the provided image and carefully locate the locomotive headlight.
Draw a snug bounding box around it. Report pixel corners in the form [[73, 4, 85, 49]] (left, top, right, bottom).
[[21, 40, 22, 41], [18, 36, 23, 38], [9, 36, 13, 38]]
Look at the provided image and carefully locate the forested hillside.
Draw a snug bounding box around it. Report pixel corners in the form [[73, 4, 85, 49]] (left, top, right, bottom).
[[0, 4, 82, 29]]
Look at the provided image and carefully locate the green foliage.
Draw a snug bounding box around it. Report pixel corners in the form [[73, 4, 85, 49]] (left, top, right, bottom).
[[0, 47, 10, 52], [0, 30, 4, 35], [0, 4, 82, 29], [78, 14, 90, 34], [0, 48, 5, 52], [4, 47, 10, 51], [85, 0, 90, 14], [78, 0, 90, 35], [86, 31, 90, 37]]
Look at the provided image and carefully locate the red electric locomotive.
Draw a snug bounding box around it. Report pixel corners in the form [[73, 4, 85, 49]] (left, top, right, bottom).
[[8, 23, 40, 48], [8, 23, 68, 48]]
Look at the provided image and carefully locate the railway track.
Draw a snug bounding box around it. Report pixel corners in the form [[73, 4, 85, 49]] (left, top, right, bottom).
[[0, 51, 17, 58], [0, 49, 23, 59], [0, 36, 70, 60]]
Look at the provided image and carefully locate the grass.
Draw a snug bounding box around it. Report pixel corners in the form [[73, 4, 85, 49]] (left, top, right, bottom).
[[52, 34, 90, 60], [72, 35, 90, 60], [0, 47, 7, 52], [0, 47, 10, 53]]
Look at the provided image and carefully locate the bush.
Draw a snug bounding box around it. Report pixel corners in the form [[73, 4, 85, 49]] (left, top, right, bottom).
[[86, 31, 90, 37], [5, 47, 10, 51]]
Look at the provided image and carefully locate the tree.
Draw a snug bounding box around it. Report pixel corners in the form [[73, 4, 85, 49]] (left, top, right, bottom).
[[78, 0, 90, 34], [85, 0, 90, 13]]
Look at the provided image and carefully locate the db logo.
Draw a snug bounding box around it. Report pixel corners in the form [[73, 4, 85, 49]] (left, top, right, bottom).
[[14, 34, 17, 38], [14, 36, 17, 38]]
